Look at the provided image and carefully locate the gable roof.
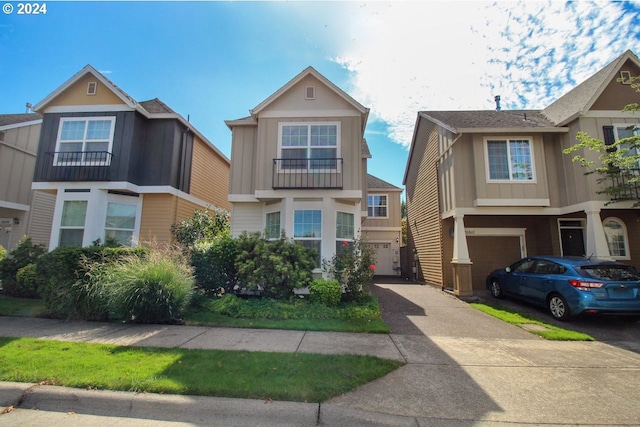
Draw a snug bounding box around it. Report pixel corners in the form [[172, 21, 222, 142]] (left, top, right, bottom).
[[542, 50, 640, 125], [249, 66, 369, 131], [31, 65, 229, 163], [367, 174, 401, 191], [0, 113, 42, 129], [420, 110, 558, 133]]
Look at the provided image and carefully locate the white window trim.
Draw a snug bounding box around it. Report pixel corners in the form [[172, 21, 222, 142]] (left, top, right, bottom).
[[54, 116, 116, 166], [86, 81, 98, 95], [367, 194, 389, 219], [484, 137, 536, 183], [602, 217, 631, 260], [264, 210, 282, 240], [336, 210, 355, 243], [277, 122, 341, 173], [557, 218, 585, 257]]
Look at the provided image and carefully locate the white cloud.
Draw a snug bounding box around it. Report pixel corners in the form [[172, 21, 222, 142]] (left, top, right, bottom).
[[331, 1, 640, 148]]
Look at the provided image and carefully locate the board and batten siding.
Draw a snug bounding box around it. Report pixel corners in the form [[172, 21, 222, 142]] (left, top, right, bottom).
[[0, 123, 40, 206], [229, 126, 256, 196], [190, 135, 231, 211], [405, 119, 444, 285]]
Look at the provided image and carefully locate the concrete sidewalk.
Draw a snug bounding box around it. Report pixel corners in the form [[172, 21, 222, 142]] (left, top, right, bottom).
[[1, 282, 640, 426]]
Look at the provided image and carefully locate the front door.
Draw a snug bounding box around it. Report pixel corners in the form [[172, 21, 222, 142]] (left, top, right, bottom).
[[560, 228, 585, 256]]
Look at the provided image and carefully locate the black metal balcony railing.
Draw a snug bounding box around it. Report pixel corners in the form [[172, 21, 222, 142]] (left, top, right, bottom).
[[607, 168, 640, 202], [40, 151, 113, 181], [272, 158, 343, 189]]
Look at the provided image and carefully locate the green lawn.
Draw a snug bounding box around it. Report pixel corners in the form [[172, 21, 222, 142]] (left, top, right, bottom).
[[470, 303, 595, 341], [0, 337, 403, 402]]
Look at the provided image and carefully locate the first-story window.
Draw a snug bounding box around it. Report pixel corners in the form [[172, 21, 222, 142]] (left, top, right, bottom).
[[336, 211, 355, 253], [603, 218, 629, 259], [294, 209, 322, 267], [104, 202, 137, 246], [59, 200, 87, 247], [265, 211, 281, 240], [486, 139, 534, 181]]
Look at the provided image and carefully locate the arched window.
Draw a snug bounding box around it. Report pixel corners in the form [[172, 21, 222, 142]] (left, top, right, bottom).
[[603, 218, 630, 259]]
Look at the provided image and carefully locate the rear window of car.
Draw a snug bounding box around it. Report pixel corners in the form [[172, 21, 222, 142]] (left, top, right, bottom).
[[579, 266, 640, 281]]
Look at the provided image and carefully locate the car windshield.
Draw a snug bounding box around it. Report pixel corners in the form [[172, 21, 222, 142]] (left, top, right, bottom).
[[579, 265, 640, 281]]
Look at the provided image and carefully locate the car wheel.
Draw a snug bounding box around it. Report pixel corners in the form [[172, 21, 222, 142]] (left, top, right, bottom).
[[548, 294, 570, 321], [489, 279, 504, 299]]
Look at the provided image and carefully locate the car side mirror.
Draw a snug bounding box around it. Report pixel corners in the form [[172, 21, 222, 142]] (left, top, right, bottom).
[[505, 267, 511, 273]]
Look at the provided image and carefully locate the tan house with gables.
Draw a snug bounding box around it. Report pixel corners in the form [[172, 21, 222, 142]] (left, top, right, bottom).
[[404, 50, 640, 296], [29, 65, 230, 250], [226, 67, 402, 275]]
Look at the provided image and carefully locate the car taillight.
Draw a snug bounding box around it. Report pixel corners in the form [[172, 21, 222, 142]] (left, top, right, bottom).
[[568, 279, 604, 291]]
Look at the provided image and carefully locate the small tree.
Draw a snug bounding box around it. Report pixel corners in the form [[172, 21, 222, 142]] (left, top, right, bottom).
[[563, 75, 640, 205], [0, 236, 46, 297], [323, 238, 376, 302], [170, 207, 230, 249]]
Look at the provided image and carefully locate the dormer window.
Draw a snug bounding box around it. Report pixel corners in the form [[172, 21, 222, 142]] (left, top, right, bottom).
[[305, 86, 315, 100], [87, 81, 98, 95]]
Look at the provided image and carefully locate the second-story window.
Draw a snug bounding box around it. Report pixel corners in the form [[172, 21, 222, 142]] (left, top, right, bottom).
[[485, 138, 534, 181], [280, 123, 339, 170], [368, 195, 388, 218], [55, 117, 116, 166], [611, 124, 640, 168]]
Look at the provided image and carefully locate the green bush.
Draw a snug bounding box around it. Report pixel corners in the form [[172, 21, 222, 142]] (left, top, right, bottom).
[[14, 263, 39, 298], [309, 279, 342, 307], [0, 237, 46, 297], [36, 245, 148, 319], [235, 232, 316, 299], [190, 234, 238, 295], [0, 244, 6, 262], [323, 238, 376, 302], [171, 207, 230, 249], [105, 250, 195, 324]]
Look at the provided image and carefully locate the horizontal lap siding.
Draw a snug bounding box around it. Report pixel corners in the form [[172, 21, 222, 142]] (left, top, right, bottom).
[[230, 203, 263, 236], [26, 190, 56, 249], [139, 194, 177, 245], [190, 137, 231, 211]]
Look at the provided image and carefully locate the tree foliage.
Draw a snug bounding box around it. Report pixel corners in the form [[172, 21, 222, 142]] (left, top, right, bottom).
[[563, 75, 640, 205], [170, 207, 230, 249]]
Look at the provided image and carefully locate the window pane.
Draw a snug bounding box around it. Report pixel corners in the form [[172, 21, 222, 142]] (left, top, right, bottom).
[[105, 203, 136, 229], [59, 229, 84, 248], [265, 211, 281, 239], [604, 219, 626, 257], [61, 201, 87, 227], [105, 229, 133, 246], [509, 140, 533, 180], [282, 125, 308, 147], [487, 141, 509, 180], [297, 240, 321, 268], [60, 121, 85, 141], [86, 120, 112, 140], [294, 210, 321, 238], [336, 212, 354, 240], [310, 125, 337, 146], [86, 141, 109, 152]]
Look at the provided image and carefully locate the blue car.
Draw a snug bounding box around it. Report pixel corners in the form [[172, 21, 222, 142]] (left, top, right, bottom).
[[486, 256, 640, 321]]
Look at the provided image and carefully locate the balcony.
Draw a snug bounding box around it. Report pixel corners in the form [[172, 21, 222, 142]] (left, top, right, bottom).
[[39, 151, 113, 181], [607, 168, 640, 202], [272, 158, 343, 189]]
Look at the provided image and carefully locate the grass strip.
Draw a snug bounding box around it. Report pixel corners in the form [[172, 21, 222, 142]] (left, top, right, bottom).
[[0, 337, 403, 402], [470, 303, 595, 341]]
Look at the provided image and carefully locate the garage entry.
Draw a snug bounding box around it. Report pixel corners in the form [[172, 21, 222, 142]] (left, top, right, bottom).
[[368, 242, 395, 276], [466, 228, 525, 290]]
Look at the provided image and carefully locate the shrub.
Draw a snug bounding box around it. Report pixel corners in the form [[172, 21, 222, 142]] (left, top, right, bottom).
[[105, 249, 194, 324], [0, 244, 6, 262], [0, 237, 46, 297], [171, 207, 230, 249], [235, 232, 316, 299], [36, 245, 148, 319], [323, 238, 376, 302], [309, 279, 342, 307], [190, 234, 239, 295]]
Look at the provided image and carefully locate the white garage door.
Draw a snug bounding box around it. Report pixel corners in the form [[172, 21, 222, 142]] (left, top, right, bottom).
[[368, 243, 394, 275]]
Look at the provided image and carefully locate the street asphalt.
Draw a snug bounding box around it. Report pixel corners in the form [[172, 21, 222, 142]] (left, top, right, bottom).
[[1, 279, 639, 426]]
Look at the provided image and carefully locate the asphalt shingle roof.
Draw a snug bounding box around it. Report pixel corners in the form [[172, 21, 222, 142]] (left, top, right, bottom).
[[139, 98, 177, 115], [367, 174, 401, 190], [0, 113, 42, 127], [420, 110, 556, 131]]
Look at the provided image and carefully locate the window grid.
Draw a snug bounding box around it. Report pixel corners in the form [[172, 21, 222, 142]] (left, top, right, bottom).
[[280, 123, 338, 170], [367, 195, 388, 218], [56, 117, 115, 165], [294, 210, 322, 268], [603, 218, 628, 258]]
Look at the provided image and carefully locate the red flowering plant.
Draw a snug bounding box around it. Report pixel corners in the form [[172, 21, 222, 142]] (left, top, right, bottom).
[[322, 237, 376, 302]]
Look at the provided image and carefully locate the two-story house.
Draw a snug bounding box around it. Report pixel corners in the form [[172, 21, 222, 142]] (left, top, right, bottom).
[[404, 50, 640, 297], [225, 67, 402, 275], [0, 113, 43, 250], [30, 65, 230, 250]]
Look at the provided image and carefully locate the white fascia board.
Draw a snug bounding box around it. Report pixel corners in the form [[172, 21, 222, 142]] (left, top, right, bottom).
[[0, 200, 30, 211], [43, 105, 135, 114], [0, 119, 43, 131], [229, 194, 260, 203]]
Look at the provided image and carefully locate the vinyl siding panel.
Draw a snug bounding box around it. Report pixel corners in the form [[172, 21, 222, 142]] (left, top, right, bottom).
[[26, 190, 56, 249], [139, 194, 177, 245], [230, 203, 263, 236], [190, 135, 231, 210]]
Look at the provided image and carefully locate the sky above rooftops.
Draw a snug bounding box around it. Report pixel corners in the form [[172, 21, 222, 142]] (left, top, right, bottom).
[[1, 0, 639, 192]]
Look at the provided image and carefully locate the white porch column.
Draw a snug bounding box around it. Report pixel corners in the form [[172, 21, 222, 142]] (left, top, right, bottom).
[[585, 209, 613, 260], [451, 214, 471, 263]]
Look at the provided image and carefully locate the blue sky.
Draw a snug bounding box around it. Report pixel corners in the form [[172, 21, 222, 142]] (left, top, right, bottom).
[[1, 1, 640, 192]]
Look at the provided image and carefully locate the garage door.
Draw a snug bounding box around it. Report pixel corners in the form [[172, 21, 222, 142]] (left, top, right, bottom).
[[368, 243, 394, 275], [468, 236, 521, 290]]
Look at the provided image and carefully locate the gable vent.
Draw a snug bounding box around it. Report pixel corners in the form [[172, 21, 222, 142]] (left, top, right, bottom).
[[620, 71, 632, 84], [305, 86, 315, 100], [87, 81, 98, 95]]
